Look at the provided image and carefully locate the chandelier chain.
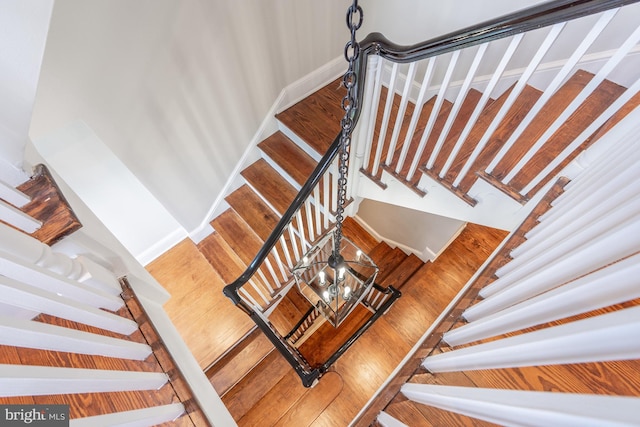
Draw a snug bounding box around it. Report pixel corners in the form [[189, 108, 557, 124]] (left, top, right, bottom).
[[334, 0, 362, 257]]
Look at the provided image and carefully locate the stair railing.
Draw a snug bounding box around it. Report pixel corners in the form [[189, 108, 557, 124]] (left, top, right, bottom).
[[224, 0, 639, 387], [352, 0, 640, 205]]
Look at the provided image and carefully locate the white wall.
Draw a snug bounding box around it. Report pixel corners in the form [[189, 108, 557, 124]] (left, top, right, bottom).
[[32, 121, 187, 265], [0, 0, 53, 184], [29, 0, 347, 234], [356, 199, 465, 261]]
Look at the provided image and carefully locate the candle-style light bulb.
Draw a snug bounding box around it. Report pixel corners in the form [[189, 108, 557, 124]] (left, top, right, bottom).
[[338, 267, 345, 280], [356, 250, 362, 260], [323, 290, 330, 301], [302, 256, 309, 266], [343, 286, 351, 298], [319, 271, 326, 285]]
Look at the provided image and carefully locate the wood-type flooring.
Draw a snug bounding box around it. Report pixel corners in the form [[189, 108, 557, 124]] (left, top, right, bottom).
[[147, 222, 508, 426]]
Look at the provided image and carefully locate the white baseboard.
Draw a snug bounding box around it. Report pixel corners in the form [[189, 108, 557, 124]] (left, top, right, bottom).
[[353, 214, 438, 263], [138, 226, 189, 266]]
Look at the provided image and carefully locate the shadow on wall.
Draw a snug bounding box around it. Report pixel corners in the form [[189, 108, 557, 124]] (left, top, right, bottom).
[[355, 198, 466, 262]]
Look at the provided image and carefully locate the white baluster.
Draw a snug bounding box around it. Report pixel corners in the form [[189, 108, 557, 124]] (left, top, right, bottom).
[[485, 9, 619, 175], [428, 44, 487, 169], [70, 403, 185, 427], [385, 62, 417, 166], [0, 275, 137, 335], [396, 57, 436, 174], [402, 383, 640, 426], [453, 23, 566, 188], [0, 365, 168, 397], [468, 214, 639, 319], [0, 248, 123, 311], [521, 74, 640, 196], [271, 246, 289, 282], [407, 50, 461, 181], [498, 194, 640, 279], [377, 411, 409, 427], [502, 22, 640, 186], [372, 62, 400, 176], [0, 199, 41, 233], [361, 56, 384, 171], [0, 314, 152, 360], [425, 306, 640, 373], [0, 178, 30, 207], [446, 253, 640, 346], [313, 186, 322, 236], [439, 34, 524, 178]]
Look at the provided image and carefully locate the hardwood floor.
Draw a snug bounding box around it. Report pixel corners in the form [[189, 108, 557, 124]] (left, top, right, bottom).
[[147, 222, 507, 425]]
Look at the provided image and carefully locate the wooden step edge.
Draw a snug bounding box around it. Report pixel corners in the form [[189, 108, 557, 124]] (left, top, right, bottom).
[[420, 166, 477, 207], [204, 327, 261, 376], [381, 164, 427, 197], [120, 278, 211, 426], [205, 330, 276, 398], [16, 163, 83, 245], [381, 256, 429, 290], [476, 170, 528, 205], [359, 167, 388, 190]]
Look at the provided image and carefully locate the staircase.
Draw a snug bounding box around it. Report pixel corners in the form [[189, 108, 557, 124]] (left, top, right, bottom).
[[204, 2, 640, 423], [198, 82, 431, 422]]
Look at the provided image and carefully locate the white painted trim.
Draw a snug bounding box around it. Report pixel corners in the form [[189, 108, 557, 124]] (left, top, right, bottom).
[[446, 252, 640, 346], [0, 198, 40, 233], [138, 225, 188, 266], [70, 403, 185, 427], [0, 301, 38, 320], [377, 411, 409, 427], [352, 213, 436, 262], [0, 247, 124, 311], [136, 294, 237, 427], [277, 56, 345, 113], [0, 364, 168, 397], [402, 383, 640, 427], [0, 178, 30, 207], [0, 158, 30, 187], [0, 314, 152, 360], [424, 305, 640, 373], [350, 226, 514, 426], [0, 274, 137, 335]]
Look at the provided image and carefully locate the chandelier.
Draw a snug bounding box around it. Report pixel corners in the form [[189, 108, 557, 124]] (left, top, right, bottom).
[[292, 0, 378, 328]]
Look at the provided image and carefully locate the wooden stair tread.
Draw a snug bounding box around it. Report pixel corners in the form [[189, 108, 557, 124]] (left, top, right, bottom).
[[222, 349, 293, 421], [454, 84, 543, 194], [226, 184, 281, 241], [380, 254, 426, 290], [505, 75, 627, 194], [197, 232, 247, 284], [241, 159, 299, 216], [210, 209, 264, 266], [429, 89, 484, 174], [487, 70, 595, 182], [383, 400, 435, 427], [206, 328, 274, 397], [341, 217, 379, 254], [238, 370, 342, 427], [258, 131, 318, 187], [369, 242, 408, 282], [15, 164, 82, 245], [268, 288, 309, 337], [524, 89, 640, 198], [276, 78, 345, 156], [297, 303, 371, 367]]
